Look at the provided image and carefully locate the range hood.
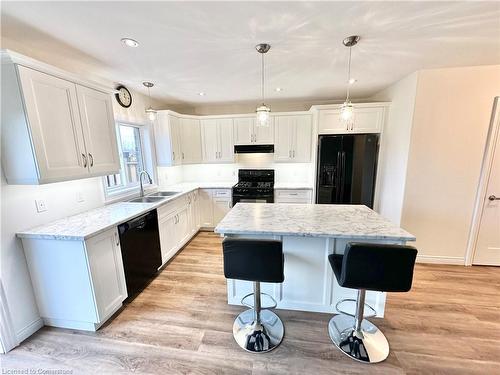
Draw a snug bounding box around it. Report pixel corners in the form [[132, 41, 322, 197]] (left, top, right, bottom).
[[234, 144, 274, 154]]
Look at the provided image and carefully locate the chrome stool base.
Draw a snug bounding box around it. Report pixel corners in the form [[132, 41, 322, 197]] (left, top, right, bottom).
[[328, 314, 389, 363], [233, 309, 284, 353]]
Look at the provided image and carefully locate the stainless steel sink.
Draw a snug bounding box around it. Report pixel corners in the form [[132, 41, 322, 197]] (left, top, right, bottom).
[[148, 191, 180, 197], [128, 196, 166, 203]]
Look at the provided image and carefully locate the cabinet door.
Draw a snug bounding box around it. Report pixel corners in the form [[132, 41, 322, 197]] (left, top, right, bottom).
[[292, 115, 312, 162], [17, 66, 88, 182], [193, 190, 201, 230], [201, 120, 218, 162], [351, 107, 385, 134], [170, 116, 182, 165], [176, 206, 190, 246], [199, 189, 214, 227], [180, 118, 202, 164], [233, 117, 253, 145], [85, 228, 127, 322], [254, 117, 274, 144], [274, 116, 293, 161], [213, 198, 231, 225], [154, 112, 175, 166], [76, 85, 120, 176], [217, 119, 234, 162], [318, 109, 348, 134], [158, 212, 178, 264]]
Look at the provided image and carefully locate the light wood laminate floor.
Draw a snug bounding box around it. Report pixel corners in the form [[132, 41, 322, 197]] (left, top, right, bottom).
[[3, 232, 500, 374]]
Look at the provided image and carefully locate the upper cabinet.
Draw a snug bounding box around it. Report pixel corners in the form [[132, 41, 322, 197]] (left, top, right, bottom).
[[179, 118, 202, 164], [233, 117, 274, 145], [201, 118, 234, 163], [154, 112, 182, 166], [317, 104, 387, 134], [274, 114, 312, 162], [1, 53, 120, 185]]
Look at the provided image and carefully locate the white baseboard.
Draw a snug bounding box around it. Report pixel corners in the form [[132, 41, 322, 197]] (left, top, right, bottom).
[[416, 255, 465, 265], [16, 317, 43, 343]]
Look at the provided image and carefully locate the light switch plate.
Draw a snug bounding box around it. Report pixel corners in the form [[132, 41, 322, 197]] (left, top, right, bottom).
[[35, 199, 47, 213]]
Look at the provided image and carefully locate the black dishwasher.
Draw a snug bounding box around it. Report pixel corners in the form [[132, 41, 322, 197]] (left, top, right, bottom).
[[118, 210, 162, 301]]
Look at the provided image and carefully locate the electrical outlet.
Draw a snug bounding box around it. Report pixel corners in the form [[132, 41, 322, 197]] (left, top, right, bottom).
[[76, 191, 84, 203], [35, 199, 47, 213]]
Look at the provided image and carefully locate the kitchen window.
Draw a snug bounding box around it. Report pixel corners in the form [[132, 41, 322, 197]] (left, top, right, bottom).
[[104, 122, 156, 199]]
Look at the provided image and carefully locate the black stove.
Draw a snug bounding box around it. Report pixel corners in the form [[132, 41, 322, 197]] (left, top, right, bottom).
[[232, 169, 274, 205]]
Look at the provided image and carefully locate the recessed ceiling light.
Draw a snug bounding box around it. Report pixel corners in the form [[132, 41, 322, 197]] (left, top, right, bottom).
[[121, 38, 139, 48], [275, 87, 283, 92], [198, 92, 206, 96], [348, 78, 357, 85]]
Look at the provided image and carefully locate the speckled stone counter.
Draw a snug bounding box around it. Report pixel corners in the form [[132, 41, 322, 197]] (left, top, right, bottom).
[[215, 203, 415, 241]]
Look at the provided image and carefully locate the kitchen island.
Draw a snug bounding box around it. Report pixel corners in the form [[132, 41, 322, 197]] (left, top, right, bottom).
[[215, 203, 415, 316]]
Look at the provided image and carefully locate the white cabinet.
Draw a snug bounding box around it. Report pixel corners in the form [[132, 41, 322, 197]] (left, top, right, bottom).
[[1, 57, 120, 184], [201, 119, 234, 163], [274, 114, 312, 162], [318, 106, 386, 134], [154, 112, 182, 166], [21, 227, 127, 331], [274, 189, 312, 204], [158, 211, 178, 264], [76, 85, 120, 176], [187, 190, 200, 234], [179, 118, 202, 164], [199, 189, 214, 227], [213, 197, 232, 224], [199, 188, 232, 228], [234, 117, 274, 145]]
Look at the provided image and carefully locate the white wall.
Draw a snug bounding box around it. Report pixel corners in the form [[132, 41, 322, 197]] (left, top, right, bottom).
[[401, 65, 500, 263], [371, 73, 418, 224]]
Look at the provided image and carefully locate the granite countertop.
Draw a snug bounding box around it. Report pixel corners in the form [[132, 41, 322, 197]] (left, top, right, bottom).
[[215, 203, 416, 241]]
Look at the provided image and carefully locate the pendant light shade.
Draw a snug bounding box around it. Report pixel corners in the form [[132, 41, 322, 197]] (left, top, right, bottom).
[[143, 81, 157, 121], [340, 36, 360, 128], [255, 43, 271, 127]]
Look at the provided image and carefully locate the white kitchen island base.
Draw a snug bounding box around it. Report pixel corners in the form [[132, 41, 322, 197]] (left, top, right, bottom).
[[215, 203, 416, 317], [224, 234, 407, 317]]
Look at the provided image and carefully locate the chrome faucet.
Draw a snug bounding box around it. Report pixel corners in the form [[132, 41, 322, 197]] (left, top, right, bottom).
[[139, 170, 153, 197]]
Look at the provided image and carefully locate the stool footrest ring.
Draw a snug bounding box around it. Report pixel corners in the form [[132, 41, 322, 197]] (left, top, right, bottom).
[[335, 298, 376, 318], [241, 292, 278, 310]]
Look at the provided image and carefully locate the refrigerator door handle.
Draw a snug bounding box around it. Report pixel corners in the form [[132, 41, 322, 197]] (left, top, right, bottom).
[[340, 151, 346, 201], [335, 151, 341, 202]]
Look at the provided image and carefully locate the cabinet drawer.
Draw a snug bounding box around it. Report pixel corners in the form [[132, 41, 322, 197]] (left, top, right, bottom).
[[212, 189, 231, 198], [275, 189, 312, 203], [157, 195, 187, 219]]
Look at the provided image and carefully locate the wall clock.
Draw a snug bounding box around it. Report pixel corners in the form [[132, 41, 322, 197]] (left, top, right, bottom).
[[115, 85, 132, 108]]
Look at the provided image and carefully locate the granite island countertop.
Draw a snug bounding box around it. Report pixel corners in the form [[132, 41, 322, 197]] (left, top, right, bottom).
[[215, 203, 415, 241]]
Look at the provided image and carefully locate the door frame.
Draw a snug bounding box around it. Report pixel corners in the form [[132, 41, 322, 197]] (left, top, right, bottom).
[[465, 97, 500, 266]]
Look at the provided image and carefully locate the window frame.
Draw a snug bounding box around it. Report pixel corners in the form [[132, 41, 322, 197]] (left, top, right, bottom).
[[102, 121, 158, 203]]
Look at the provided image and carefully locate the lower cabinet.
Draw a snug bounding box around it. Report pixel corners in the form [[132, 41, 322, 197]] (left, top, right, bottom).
[[199, 188, 232, 229], [274, 189, 313, 204], [22, 227, 127, 331]]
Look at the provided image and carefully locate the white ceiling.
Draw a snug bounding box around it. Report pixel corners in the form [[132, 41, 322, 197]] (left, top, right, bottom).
[[2, 1, 500, 106]]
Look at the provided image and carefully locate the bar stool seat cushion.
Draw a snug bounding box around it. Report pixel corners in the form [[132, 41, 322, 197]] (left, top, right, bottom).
[[328, 243, 417, 292], [223, 238, 284, 283]]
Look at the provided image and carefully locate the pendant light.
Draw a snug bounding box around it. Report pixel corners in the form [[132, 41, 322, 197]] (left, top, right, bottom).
[[143, 81, 157, 121], [255, 43, 271, 127], [340, 35, 360, 127]]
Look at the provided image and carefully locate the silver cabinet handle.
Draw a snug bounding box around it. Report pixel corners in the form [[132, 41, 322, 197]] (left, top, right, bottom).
[[88, 153, 94, 167], [173, 152, 175, 161], [82, 153, 87, 168], [488, 195, 500, 201], [215, 151, 218, 159], [115, 231, 119, 246], [182, 152, 185, 159], [292, 150, 295, 158]]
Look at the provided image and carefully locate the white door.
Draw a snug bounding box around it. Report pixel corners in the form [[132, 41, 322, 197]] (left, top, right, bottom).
[[158, 212, 178, 264], [293, 115, 312, 162], [213, 198, 231, 225], [254, 117, 274, 144], [233, 117, 253, 144], [274, 116, 293, 161], [351, 107, 385, 134], [76, 85, 120, 176], [17, 66, 88, 182], [176, 207, 190, 246], [199, 189, 214, 227], [318, 109, 349, 134], [170, 116, 182, 165], [217, 118, 234, 162], [180, 118, 202, 164], [154, 112, 174, 166], [201, 119, 218, 162], [474, 101, 500, 265], [85, 228, 127, 322]]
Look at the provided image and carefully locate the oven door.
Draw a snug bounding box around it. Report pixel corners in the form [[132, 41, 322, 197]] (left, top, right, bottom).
[[233, 193, 274, 206]]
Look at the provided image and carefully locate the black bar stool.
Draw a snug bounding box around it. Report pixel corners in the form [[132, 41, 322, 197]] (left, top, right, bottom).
[[222, 238, 284, 353], [328, 242, 417, 363]]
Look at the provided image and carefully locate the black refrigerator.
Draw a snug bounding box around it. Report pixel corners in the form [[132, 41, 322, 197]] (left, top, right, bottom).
[[316, 134, 379, 207]]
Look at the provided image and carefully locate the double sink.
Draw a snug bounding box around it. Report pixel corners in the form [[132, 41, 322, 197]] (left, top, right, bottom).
[[128, 191, 180, 203]]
